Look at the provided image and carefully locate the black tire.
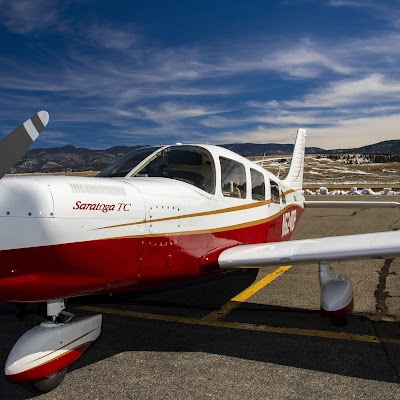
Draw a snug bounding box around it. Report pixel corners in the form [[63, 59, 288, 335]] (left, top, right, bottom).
[[330, 315, 348, 327], [24, 367, 68, 394]]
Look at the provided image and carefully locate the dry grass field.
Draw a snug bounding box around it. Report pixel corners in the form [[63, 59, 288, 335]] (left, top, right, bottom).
[[252, 154, 400, 190]]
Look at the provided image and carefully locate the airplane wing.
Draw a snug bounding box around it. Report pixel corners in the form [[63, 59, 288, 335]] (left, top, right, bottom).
[[305, 201, 400, 209], [218, 230, 400, 269], [0, 111, 49, 179]]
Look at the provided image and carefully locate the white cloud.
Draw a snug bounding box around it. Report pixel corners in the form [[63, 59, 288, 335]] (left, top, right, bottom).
[[86, 23, 139, 49], [0, 1, 141, 52], [2, 4, 400, 149], [0, 0, 59, 34], [201, 111, 320, 129], [329, 0, 371, 7], [212, 37, 356, 80], [208, 113, 400, 149], [286, 74, 400, 108], [307, 114, 400, 149], [263, 40, 354, 78], [329, 1, 400, 28], [210, 125, 300, 145], [135, 102, 225, 124]]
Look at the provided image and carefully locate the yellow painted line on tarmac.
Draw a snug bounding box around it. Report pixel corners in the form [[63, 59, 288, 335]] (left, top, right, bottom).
[[380, 337, 400, 345], [77, 305, 400, 345], [201, 265, 292, 322]]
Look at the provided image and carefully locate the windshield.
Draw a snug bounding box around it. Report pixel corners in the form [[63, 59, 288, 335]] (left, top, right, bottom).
[[97, 146, 160, 178], [132, 145, 216, 194]]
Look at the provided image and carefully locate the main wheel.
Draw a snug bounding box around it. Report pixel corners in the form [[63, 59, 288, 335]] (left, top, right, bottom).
[[24, 367, 68, 393]]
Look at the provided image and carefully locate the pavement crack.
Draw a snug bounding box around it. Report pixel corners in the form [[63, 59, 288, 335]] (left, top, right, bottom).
[[351, 208, 366, 216], [370, 319, 400, 383], [374, 258, 394, 315], [373, 257, 400, 381], [388, 220, 400, 231]]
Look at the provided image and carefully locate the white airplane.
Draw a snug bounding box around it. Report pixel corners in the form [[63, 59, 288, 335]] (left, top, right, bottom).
[[2, 111, 400, 393]]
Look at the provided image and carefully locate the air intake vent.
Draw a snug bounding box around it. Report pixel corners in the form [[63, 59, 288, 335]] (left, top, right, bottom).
[[70, 183, 126, 196]]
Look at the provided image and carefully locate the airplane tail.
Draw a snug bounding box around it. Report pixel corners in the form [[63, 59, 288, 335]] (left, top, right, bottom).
[[284, 128, 307, 191]]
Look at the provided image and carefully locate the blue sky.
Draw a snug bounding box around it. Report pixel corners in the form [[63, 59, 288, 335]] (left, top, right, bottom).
[[0, 0, 400, 149]]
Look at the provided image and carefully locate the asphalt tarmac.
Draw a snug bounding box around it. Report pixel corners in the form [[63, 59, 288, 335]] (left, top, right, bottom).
[[1, 196, 400, 399]]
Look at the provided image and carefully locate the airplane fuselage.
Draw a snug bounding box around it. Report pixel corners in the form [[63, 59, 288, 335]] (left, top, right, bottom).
[[0, 144, 304, 302]]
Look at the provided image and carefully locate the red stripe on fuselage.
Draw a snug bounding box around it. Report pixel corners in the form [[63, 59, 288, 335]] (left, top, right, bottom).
[[0, 206, 303, 302]]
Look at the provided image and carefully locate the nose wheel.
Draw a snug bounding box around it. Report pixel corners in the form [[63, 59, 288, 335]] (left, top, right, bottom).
[[24, 367, 68, 394], [5, 299, 102, 393]]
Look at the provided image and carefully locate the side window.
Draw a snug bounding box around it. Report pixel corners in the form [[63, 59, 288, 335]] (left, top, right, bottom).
[[280, 188, 286, 204], [220, 157, 247, 198], [250, 169, 265, 201], [270, 180, 280, 204]]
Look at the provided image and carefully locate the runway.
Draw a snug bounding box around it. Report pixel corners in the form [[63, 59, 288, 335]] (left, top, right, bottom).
[[1, 196, 400, 399]]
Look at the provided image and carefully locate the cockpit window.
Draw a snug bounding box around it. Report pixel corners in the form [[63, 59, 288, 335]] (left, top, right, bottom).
[[97, 146, 159, 178], [132, 145, 216, 194], [220, 157, 247, 199]]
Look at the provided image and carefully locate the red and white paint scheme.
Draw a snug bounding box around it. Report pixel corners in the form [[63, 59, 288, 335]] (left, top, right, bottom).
[[1, 112, 400, 393]]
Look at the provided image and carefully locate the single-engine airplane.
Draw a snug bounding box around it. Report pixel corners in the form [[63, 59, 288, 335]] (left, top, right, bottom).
[[2, 111, 400, 393]]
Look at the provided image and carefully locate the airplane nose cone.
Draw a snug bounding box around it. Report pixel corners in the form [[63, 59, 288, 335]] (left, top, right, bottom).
[[0, 177, 55, 253], [0, 177, 54, 218]]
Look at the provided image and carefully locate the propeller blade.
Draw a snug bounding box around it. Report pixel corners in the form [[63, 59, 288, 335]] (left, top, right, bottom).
[[0, 110, 49, 179]]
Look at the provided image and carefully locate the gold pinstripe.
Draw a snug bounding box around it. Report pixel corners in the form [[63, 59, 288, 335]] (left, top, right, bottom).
[[25, 328, 97, 365], [283, 189, 295, 195], [99, 203, 304, 241], [20, 341, 94, 372], [93, 200, 272, 231]]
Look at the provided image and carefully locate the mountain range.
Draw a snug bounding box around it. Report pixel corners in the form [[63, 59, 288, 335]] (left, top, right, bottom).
[[11, 139, 400, 174]]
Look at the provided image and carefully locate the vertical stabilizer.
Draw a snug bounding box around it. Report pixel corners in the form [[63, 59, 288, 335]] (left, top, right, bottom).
[[284, 128, 307, 191]]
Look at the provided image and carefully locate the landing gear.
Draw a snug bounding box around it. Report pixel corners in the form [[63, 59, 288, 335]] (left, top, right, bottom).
[[319, 261, 354, 326], [24, 367, 68, 394], [5, 299, 102, 393]]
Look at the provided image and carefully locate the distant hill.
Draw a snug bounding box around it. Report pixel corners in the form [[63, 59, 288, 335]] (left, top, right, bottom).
[[11, 139, 400, 174], [221, 143, 324, 156], [12, 145, 148, 174], [332, 140, 400, 155]]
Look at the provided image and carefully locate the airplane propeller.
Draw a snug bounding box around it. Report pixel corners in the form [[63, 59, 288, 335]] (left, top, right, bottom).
[[0, 110, 49, 179]]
